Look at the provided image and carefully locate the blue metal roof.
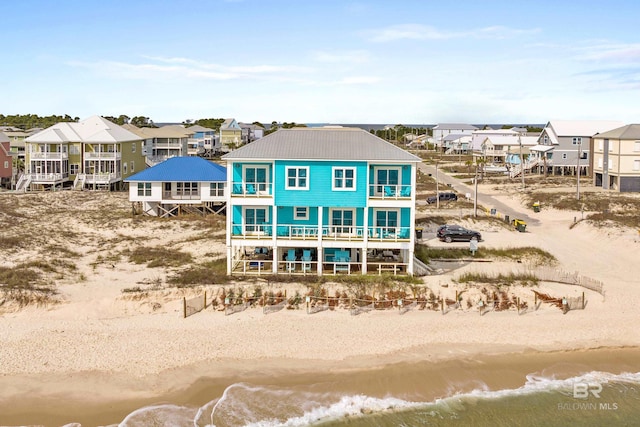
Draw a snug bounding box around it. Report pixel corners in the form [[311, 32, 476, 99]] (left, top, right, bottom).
[[125, 157, 226, 182]]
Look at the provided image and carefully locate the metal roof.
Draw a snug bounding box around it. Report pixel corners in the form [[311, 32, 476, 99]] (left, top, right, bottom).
[[222, 127, 421, 162], [26, 116, 141, 143], [544, 120, 625, 137], [125, 156, 227, 182], [594, 124, 640, 140]]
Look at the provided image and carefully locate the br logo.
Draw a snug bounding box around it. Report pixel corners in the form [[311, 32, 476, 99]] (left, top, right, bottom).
[[573, 382, 602, 399]]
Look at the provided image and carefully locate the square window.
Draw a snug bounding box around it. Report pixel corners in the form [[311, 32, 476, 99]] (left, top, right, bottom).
[[285, 167, 309, 189], [333, 167, 356, 190]]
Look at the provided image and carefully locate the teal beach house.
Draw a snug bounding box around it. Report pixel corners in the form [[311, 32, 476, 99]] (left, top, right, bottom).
[[222, 127, 420, 276]]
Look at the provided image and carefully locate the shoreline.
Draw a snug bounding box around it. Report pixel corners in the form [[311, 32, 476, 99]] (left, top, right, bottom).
[[2, 345, 640, 426]]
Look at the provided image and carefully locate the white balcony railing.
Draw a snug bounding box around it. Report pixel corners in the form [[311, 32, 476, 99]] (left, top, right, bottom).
[[84, 152, 121, 159], [30, 173, 67, 182], [368, 184, 412, 199], [231, 182, 273, 197], [84, 172, 120, 184], [29, 152, 68, 159]]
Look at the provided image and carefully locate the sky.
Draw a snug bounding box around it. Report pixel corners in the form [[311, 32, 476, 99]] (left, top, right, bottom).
[[2, 0, 640, 125]]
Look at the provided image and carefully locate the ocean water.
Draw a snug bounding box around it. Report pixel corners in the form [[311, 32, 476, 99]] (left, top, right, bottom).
[[109, 370, 640, 427]]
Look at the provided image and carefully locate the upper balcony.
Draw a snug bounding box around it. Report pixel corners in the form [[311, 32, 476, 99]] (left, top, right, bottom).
[[231, 182, 273, 198], [84, 151, 122, 160], [29, 151, 68, 160], [368, 184, 412, 200]]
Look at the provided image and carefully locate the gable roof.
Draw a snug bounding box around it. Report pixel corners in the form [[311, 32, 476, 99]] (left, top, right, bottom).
[[544, 120, 625, 138], [432, 123, 479, 131], [186, 125, 214, 133], [0, 132, 9, 144], [220, 118, 240, 130], [125, 156, 227, 182], [222, 127, 421, 162], [122, 124, 193, 138], [593, 124, 640, 140], [26, 116, 141, 143]]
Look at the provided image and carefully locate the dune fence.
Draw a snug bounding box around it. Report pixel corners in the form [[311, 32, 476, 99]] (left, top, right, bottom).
[[183, 293, 207, 318], [527, 266, 604, 295]]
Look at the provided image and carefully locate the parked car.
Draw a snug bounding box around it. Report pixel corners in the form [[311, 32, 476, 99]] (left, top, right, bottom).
[[437, 224, 481, 243], [427, 192, 458, 204]]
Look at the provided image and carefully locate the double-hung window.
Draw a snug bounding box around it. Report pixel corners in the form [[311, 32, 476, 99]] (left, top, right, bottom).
[[245, 208, 267, 233], [572, 137, 582, 145], [285, 166, 308, 190], [294, 207, 309, 220], [177, 182, 198, 197], [210, 182, 224, 196], [245, 166, 268, 193], [137, 182, 151, 196], [333, 167, 356, 190], [331, 209, 353, 234]]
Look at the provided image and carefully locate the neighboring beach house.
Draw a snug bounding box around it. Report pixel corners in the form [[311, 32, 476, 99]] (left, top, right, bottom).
[[239, 122, 265, 145], [592, 124, 640, 192], [125, 156, 227, 217], [0, 133, 12, 188], [222, 127, 421, 276], [20, 116, 145, 191], [219, 118, 242, 152], [186, 124, 217, 156], [532, 120, 624, 177], [432, 123, 478, 151], [123, 124, 192, 166]]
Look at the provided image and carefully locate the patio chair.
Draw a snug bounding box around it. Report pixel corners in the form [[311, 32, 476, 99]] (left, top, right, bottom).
[[246, 184, 256, 195], [302, 250, 312, 272], [400, 187, 411, 197], [286, 249, 297, 272], [384, 185, 396, 197]]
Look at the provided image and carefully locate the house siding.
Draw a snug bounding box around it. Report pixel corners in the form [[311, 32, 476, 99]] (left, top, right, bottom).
[[274, 160, 367, 207]]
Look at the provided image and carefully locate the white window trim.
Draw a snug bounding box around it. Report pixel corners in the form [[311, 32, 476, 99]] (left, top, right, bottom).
[[329, 208, 356, 226], [294, 206, 309, 220], [210, 182, 224, 197], [373, 208, 400, 225], [242, 207, 270, 225], [285, 166, 309, 190], [633, 160, 640, 171], [572, 137, 582, 145], [562, 153, 567, 159], [332, 167, 357, 191], [634, 141, 640, 152]]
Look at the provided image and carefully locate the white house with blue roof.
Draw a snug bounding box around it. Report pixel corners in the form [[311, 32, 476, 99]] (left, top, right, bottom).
[[222, 127, 421, 276], [125, 156, 226, 217]]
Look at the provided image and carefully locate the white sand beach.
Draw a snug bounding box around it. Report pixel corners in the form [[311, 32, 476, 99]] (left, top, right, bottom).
[[1, 185, 639, 425]]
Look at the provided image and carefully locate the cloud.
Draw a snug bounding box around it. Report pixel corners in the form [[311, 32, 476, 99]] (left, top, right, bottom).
[[576, 43, 640, 63], [364, 24, 539, 42], [67, 56, 313, 82], [310, 50, 370, 63]]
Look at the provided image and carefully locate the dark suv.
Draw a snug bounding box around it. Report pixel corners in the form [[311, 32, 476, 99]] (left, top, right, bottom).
[[427, 192, 458, 204], [437, 224, 481, 243]]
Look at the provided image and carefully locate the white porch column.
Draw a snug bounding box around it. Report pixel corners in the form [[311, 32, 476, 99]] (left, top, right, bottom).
[[317, 206, 323, 276], [362, 206, 368, 274], [272, 205, 278, 273]]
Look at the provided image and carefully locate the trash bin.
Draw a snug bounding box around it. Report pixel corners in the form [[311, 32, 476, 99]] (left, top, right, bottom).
[[504, 215, 510, 224], [533, 202, 540, 213], [415, 227, 423, 239], [513, 219, 527, 233]]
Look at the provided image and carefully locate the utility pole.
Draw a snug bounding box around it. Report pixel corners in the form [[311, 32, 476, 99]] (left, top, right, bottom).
[[474, 164, 478, 217], [519, 133, 525, 190], [576, 140, 582, 200], [435, 160, 440, 209]]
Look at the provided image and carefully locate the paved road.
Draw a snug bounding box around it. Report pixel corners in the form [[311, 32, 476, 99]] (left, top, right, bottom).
[[418, 162, 540, 226]]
